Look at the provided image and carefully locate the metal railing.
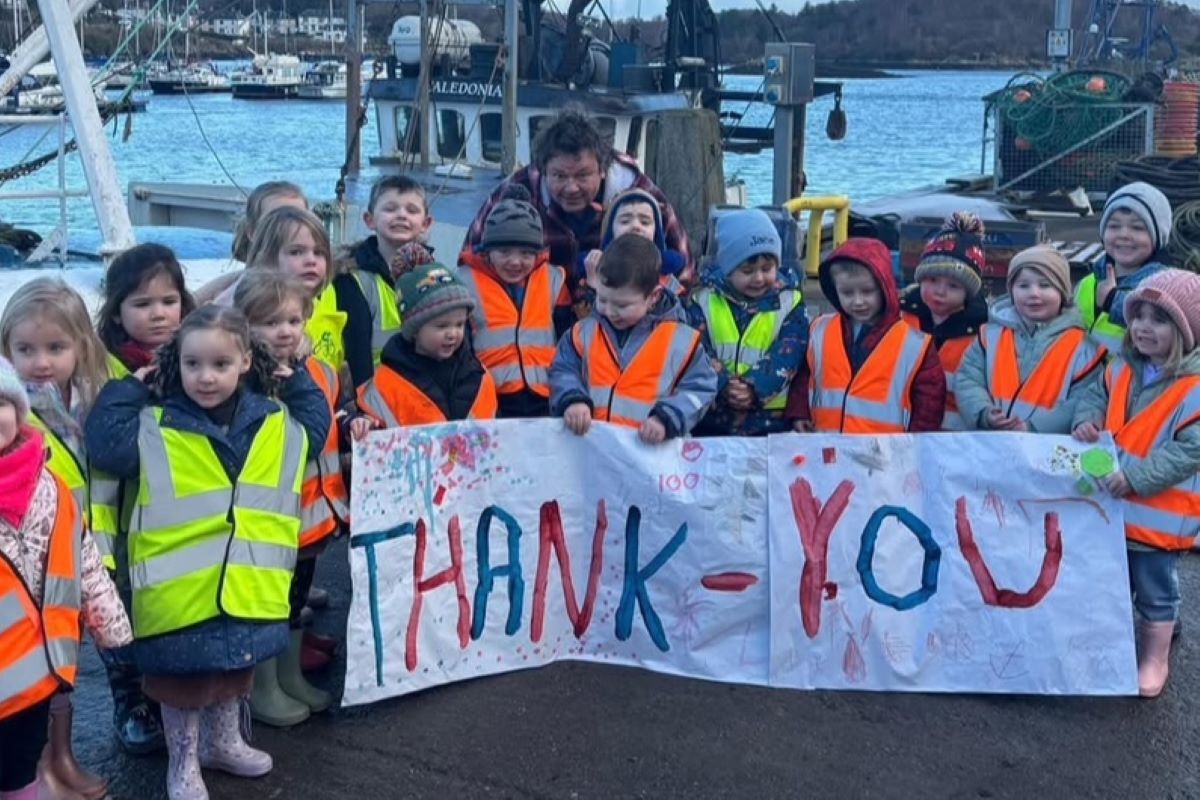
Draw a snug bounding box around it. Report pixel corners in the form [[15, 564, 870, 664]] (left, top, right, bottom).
[[785, 195, 850, 277]]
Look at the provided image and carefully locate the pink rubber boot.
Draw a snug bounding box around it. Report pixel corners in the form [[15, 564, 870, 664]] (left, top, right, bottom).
[[160, 704, 208, 800], [1137, 620, 1175, 698], [198, 700, 272, 778]]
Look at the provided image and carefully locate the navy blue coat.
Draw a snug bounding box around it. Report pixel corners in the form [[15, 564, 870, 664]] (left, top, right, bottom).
[[85, 371, 330, 675]]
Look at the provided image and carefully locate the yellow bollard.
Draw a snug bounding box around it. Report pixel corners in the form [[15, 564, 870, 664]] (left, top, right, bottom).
[[784, 196, 851, 277]]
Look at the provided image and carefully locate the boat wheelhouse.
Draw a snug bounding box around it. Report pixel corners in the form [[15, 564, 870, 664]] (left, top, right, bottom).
[[231, 54, 303, 99]]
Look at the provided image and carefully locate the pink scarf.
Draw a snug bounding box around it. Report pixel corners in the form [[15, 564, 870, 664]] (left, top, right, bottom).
[[0, 426, 47, 529]]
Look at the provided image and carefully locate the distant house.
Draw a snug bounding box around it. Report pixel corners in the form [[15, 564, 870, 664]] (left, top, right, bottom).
[[201, 17, 251, 37], [296, 14, 347, 43]]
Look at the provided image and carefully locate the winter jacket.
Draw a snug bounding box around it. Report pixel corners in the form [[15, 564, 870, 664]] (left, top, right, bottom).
[[458, 249, 576, 418], [898, 284, 989, 349], [0, 428, 132, 650], [687, 277, 809, 436], [575, 187, 688, 287], [333, 236, 399, 388], [1073, 348, 1200, 501], [957, 298, 1104, 434], [84, 372, 329, 675], [465, 153, 694, 293], [549, 292, 717, 438], [373, 332, 493, 423], [787, 238, 946, 432]]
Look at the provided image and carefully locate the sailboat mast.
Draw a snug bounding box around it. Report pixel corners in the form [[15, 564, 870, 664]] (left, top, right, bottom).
[[501, 0, 518, 174]]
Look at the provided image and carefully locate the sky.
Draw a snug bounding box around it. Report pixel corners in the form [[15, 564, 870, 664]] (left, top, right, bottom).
[[602, 0, 1200, 20]]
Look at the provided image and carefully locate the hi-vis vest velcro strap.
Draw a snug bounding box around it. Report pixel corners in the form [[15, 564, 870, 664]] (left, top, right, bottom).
[[354, 270, 402, 365], [572, 317, 701, 428], [696, 288, 802, 410], [358, 366, 498, 429], [459, 264, 565, 398], [88, 471, 121, 571], [0, 473, 82, 720], [130, 406, 306, 637], [984, 325, 1093, 422], [301, 358, 348, 548], [1105, 362, 1200, 550], [808, 314, 930, 434], [306, 285, 348, 372], [1075, 274, 1126, 353]]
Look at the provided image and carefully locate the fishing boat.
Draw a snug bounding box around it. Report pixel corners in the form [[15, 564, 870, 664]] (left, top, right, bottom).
[[298, 60, 349, 99], [231, 53, 304, 99], [147, 61, 231, 94]]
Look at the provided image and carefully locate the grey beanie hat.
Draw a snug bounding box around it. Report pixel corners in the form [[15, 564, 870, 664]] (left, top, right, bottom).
[[0, 357, 30, 424], [1100, 182, 1173, 251], [481, 185, 544, 251]]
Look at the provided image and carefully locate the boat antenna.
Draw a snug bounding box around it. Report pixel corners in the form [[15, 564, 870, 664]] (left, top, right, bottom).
[[753, 0, 786, 43]]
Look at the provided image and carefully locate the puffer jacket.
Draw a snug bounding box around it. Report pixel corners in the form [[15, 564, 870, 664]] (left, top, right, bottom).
[[84, 372, 329, 675], [549, 291, 717, 438], [1073, 347, 1200, 499], [957, 298, 1104, 434]]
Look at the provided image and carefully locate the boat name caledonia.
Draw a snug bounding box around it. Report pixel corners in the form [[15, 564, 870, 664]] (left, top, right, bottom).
[[431, 80, 502, 99]]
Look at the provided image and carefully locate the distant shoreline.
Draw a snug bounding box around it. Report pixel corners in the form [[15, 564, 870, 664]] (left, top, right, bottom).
[[725, 60, 1043, 79]]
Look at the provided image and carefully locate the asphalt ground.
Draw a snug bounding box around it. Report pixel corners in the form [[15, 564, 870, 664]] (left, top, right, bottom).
[[71, 538, 1200, 800]]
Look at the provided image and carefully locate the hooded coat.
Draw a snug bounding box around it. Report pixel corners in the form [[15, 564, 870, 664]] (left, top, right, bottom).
[[85, 371, 330, 675], [549, 291, 717, 439], [956, 297, 1104, 434], [580, 188, 687, 284], [787, 238, 946, 432]]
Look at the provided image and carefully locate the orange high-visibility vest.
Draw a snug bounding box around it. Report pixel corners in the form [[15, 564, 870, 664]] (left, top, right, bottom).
[[1105, 361, 1200, 551], [301, 358, 349, 549], [984, 325, 1102, 430], [571, 317, 702, 429], [0, 474, 82, 720], [358, 365, 498, 428], [808, 313, 933, 433], [902, 311, 977, 431], [459, 256, 567, 398]]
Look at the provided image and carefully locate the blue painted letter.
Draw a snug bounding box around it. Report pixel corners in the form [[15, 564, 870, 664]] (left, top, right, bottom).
[[471, 506, 526, 639], [856, 506, 940, 611], [616, 506, 688, 652]]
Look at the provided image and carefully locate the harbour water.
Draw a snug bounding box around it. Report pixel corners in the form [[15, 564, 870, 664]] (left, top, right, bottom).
[[1, 68, 1017, 248]]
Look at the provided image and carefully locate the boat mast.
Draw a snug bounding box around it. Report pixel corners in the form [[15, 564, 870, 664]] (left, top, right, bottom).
[[343, 0, 361, 175], [35, 0, 135, 257], [501, 0, 518, 174]]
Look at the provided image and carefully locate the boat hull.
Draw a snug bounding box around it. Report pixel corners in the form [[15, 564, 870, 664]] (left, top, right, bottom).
[[148, 80, 230, 95], [231, 83, 301, 99]]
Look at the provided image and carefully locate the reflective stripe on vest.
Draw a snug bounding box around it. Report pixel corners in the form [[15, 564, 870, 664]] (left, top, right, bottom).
[[984, 325, 1094, 425], [1076, 274, 1126, 353], [306, 285, 348, 372], [27, 413, 117, 570], [1105, 362, 1200, 550], [900, 311, 978, 432], [696, 288, 802, 411], [459, 260, 565, 398], [808, 314, 931, 433], [353, 270, 402, 365], [0, 474, 82, 720], [130, 406, 306, 637], [301, 358, 349, 548], [572, 317, 702, 428], [357, 366, 499, 428]]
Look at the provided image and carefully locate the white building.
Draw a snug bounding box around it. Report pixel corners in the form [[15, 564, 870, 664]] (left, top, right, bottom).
[[201, 17, 251, 37]]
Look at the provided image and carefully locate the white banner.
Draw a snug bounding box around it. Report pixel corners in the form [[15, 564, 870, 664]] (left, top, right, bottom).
[[343, 420, 1136, 706]]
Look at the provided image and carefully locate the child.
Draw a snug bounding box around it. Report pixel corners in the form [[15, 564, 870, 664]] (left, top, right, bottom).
[[900, 211, 990, 430], [957, 245, 1104, 434], [335, 175, 434, 387], [353, 264, 498, 434], [457, 186, 574, 418], [792, 237, 945, 433], [93, 242, 195, 756], [0, 356, 132, 800], [1076, 182, 1173, 352], [550, 234, 717, 443], [84, 305, 330, 800], [242, 206, 348, 374], [0, 278, 117, 798], [687, 208, 807, 436], [1072, 268, 1200, 698], [580, 188, 688, 296], [233, 271, 346, 725]]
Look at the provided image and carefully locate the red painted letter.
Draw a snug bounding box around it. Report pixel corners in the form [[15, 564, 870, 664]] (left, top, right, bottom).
[[531, 499, 608, 642], [955, 498, 1063, 608], [406, 516, 471, 671], [789, 479, 855, 638]]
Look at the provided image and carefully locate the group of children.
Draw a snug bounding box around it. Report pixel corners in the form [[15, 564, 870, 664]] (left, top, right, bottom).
[[0, 169, 1196, 798]]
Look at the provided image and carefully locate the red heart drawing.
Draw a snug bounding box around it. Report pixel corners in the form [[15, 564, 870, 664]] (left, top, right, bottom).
[[681, 441, 704, 462]]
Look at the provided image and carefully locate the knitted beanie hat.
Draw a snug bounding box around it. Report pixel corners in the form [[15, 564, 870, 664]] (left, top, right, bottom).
[[915, 212, 986, 299], [1123, 267, 1200, 351], [481, 185, 544, 251], [1101, 181, 1173, 251], [390, 240, 436, 283], [1007, 244, 1072, 305], [713, 208, 782, 278], [0, 357, 30, 424], [396, 264, 476, 341]]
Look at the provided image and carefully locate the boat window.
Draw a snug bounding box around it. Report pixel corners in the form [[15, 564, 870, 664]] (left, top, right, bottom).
[[395, 106, 420, 154], [529, 115, 552, 148], [480, 113, 503, 163], [627, 115, 643, 157], [437, 109, 466, 159], [593, 116, 617, 148]]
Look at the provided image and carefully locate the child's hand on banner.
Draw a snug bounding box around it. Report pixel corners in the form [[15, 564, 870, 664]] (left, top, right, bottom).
[[564, 403, 592, 435], [639, 416, 667, 444], [1073, 421, 1101, 443], [350, 416, 381, 441], [1101, 470, 1132, 497]]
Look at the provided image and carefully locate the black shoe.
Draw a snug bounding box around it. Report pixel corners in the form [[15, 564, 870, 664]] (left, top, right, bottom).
[[114, 700, 165, 755]]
